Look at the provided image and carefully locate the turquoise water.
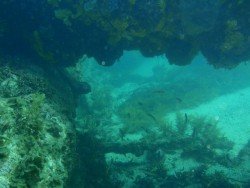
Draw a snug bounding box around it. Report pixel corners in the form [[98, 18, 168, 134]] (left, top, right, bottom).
[[0, 1, 250, 187], [74, 51, 250, 187]]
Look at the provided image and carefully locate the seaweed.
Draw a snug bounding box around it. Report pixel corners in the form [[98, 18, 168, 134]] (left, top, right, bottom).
[[168, 113, 234, 162], [1, 0, 250, 68], [0, 62, 76, 187]]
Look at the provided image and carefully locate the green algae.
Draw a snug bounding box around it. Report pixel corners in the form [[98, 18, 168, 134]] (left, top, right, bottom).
[[0, 61, 76, 187]]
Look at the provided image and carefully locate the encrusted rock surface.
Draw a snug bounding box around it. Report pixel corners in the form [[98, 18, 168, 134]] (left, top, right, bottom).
[[0, 59, 76, 187]]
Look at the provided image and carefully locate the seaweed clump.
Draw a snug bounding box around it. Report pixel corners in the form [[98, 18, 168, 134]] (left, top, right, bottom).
[[168, 113, 234, 162], [105, 112, 238, 187]]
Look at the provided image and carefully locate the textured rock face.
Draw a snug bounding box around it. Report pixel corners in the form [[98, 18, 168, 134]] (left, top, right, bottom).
[[0, 60, 76, 187], [0, 0, 250, 68]]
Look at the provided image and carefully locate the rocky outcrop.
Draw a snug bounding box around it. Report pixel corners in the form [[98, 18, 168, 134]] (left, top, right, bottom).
[[0, 59, 77, 187], [1, 0, 250, 68]]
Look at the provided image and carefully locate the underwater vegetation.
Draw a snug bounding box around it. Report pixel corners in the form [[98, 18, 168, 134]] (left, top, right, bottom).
[[0, 0, 250, 68], [70, 56, 250, 187], [68, 128, 115, 188], [0, 59, 76, 187], [0, 0, 250, 187], [119, 111, 234, 164], [102, 111, 244, 187]]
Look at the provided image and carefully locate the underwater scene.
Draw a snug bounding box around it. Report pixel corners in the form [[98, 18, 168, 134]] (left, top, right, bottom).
[[0, 0, 250, 187]]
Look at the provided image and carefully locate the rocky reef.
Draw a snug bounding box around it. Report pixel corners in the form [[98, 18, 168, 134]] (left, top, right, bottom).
[[0, 1, 250, 187], [0, 59, 77, 187], [0, 0, 250, 68]]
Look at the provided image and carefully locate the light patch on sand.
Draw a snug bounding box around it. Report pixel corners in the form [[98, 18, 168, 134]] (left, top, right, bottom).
[[166, 87, 250, 156]]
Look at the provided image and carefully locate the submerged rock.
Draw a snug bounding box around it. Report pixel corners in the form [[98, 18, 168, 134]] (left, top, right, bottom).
[[0, 59, 77, 187], [1, 1, 250, 68]]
